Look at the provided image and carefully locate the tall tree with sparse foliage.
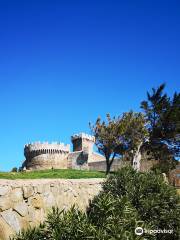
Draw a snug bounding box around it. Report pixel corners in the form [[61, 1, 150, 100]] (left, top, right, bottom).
[[141, 83, 180, 172], [90, 111, 148, 174]]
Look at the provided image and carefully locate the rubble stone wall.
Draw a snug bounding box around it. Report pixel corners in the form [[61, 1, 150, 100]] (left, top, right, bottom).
[[0, 179, 103, 240]]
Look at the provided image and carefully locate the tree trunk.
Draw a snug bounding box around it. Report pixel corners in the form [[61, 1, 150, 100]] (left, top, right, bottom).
[[105, 154, 115, 175], [106, 162, 111, 175], [133, 142, 143, 171]]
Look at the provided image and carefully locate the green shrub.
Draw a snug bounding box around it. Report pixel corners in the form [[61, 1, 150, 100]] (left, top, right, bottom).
[[11, 167, 18, 172], [151, 160, 178, 175], [102, 167, 180, 239], [87, 192, 154, 239], [12, 167, 180, 240], [45, 206, 97, 240], [10, 224, 46, 240]]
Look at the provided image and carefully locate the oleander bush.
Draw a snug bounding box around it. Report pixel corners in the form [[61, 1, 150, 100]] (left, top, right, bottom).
[[101, 167, 180, 240], [11, 167, 180, 240]]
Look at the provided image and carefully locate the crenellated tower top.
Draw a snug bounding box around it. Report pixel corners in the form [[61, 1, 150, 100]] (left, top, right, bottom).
[[71, 133, 95, 142], [24, 141, 70, 159], [71, 133, 95, 153]]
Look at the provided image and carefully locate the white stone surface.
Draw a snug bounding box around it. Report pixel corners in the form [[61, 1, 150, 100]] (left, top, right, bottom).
[[0, 186, 10, 196], [13, 201, 28, 217], [0, 179, 103, 240], [1, 208, 21, 232]]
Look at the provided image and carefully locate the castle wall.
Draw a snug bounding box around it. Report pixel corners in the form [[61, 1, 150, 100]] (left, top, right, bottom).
[[24, 142, 70, 153], [88, 159, 131, 171], [25, 153, 68, 170], [169, 166, 180, 188], [88, 158, 157, 172], [0, 179, 103, 240], [72, 138, 82, 152], [68, 152, 89, 170], [139, 160, 158, 172], [89, 153, 106, 162], [24, 142, 70, 170]]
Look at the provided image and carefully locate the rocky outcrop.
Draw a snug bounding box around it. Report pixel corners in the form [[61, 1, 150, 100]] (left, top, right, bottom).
[[0, 179, 103, 240]]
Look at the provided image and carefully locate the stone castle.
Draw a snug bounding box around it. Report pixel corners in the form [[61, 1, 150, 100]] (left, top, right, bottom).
[[23, 133, 107, 171], [22, 132, 155, 172]]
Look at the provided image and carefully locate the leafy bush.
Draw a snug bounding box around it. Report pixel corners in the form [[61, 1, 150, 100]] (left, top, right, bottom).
[[12, 167, 180, 240], [87, 192, 154, 239], [151, 159, 178, 175], [10, 224, 46, 240], [11, 167, 18, 172], [12, 207, 98, 240], [45, 206, 97, 240], [102, 167, 180, 239]]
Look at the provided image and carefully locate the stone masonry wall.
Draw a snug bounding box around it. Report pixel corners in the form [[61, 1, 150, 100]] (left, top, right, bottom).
[[68, 152, 89, 170], [24, 142, 70, 170], [0, 179, 103, 240], [88, 159, 131, 171], [25, 154, 68, 170]]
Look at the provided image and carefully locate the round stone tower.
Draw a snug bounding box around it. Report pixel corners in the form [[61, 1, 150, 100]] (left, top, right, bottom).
[[23, 141, 70, 170]]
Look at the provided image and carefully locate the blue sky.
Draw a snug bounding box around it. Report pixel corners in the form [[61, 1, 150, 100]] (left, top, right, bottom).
[[0, 0, 179, 171]]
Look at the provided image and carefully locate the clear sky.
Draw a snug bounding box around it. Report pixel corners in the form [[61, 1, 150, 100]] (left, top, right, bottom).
[[0, 0, 179, 171]]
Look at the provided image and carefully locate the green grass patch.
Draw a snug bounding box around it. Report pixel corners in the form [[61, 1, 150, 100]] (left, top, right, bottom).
[[0, 169, 105, 179]]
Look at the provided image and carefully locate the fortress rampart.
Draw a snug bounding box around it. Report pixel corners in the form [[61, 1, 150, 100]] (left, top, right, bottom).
[[23, 142, 70, 170], [24, 142, 70, 157]]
